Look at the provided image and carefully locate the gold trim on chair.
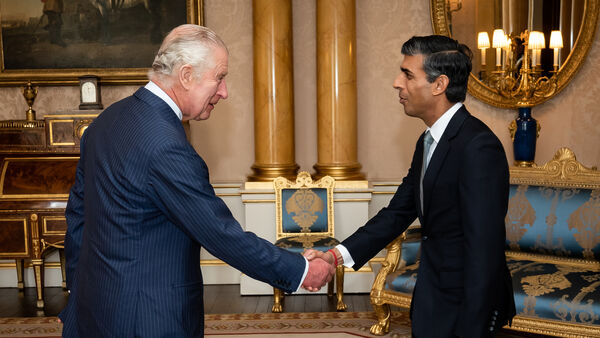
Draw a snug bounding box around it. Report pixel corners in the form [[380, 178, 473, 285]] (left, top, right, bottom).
[[272, 171, 346, 313]]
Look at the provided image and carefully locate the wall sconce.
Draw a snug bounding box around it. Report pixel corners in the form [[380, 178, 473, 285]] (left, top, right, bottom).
[[549, 30, 564, 72]]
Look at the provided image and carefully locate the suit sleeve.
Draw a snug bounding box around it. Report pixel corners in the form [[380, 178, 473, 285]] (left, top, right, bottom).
[[457, 131, 509, 336], [341, 146, 419, 269], [146, 140, 306, 293], [64, 134, 87, 291]]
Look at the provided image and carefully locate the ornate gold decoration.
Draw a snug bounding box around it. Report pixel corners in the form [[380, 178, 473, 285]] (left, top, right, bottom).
[[430, 0, 600, 109], [505, 185, 536, 250], [286, 189, 323, 232], [568, 190, 600, 260], [0, 120, 44, 129], [22, 81, 38, 121], [30, 213, 40, 258], [370, 236, 403, 335], [274, 172, 335, 239], [510, 148, 600, 189]]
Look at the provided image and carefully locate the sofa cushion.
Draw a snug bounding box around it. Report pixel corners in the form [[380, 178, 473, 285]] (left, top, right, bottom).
[[508, 258, 600, 325], [506, 185, 600, 260]]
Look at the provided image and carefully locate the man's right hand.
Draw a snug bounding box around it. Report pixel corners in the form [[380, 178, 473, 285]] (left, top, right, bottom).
[[302, 257, 335, 292]]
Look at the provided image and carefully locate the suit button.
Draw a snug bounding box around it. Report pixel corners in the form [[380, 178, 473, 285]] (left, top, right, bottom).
[[489, 327, 494, 331], [491, 321, 495, 326], [494, 310, 498, 315], [422, 236, 428, 241]]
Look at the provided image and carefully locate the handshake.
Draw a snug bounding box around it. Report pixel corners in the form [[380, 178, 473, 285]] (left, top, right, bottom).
[[301, 248, 340, 292]]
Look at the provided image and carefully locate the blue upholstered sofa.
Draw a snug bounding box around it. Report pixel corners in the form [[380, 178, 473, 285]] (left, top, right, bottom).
[[369, 148, 600, 337]]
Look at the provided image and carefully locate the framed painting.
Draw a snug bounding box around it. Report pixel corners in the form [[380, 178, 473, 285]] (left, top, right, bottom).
[[0, 0, 203, 86]]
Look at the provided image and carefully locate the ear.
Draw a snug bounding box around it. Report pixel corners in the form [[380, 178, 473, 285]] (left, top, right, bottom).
[[431, 74, 449, 97], [178, 64, 194, 90]]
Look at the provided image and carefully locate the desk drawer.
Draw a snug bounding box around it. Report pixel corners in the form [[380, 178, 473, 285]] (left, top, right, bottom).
[[0, 216, 29, 257]]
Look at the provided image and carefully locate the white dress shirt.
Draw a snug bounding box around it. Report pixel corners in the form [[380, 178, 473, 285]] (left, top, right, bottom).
[[144, 81, 183, 121]]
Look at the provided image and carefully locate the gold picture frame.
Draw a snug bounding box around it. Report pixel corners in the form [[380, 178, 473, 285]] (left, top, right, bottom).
[[0, 0, 203, 86]]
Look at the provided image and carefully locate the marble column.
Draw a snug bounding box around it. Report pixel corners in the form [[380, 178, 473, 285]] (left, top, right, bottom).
[[314, 0, 364, 180], [248, 0, 299, 181]]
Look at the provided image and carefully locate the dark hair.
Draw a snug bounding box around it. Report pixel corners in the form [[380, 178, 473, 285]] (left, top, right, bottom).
[[401, 35, 472, 103]]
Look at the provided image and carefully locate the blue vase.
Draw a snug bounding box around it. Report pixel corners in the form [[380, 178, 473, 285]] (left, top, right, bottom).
[[513, 107, 537, 165]]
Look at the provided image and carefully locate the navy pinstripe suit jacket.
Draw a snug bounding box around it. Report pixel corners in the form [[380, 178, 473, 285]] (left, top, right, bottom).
[[58, 88, 305, 337]]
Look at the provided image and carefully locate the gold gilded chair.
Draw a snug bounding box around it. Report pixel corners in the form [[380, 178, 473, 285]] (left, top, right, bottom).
[[272, 171, 347, 312]]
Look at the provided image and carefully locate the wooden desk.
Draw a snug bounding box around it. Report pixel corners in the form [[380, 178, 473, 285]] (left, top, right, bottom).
[[0, 111, 98, 309]]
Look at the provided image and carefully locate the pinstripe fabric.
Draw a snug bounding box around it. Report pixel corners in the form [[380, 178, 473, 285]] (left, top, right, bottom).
[[58, 88, 305, 337]]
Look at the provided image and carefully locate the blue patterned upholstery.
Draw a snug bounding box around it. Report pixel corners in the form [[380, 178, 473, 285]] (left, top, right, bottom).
[[507, 258, 600, 325], [281, 188, 329, 233], [274, 235, 339, 254], [506, 185, 600, 260]]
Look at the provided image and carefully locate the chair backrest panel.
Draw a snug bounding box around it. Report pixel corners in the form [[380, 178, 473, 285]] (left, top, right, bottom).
[[281, 188, 329, 233], [274, 171, 335, 239]]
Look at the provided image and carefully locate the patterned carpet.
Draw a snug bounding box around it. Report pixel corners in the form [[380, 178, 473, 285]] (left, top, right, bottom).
[[0, 311, 412, 337]]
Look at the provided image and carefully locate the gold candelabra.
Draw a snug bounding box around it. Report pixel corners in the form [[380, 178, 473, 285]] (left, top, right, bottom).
[[478, 29, 562, 107]]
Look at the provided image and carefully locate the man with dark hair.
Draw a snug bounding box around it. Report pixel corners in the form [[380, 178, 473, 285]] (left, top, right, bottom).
[[305, 35, 516, 337]]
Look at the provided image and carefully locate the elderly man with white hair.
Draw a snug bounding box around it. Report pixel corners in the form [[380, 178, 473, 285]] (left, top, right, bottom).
[[58, 24, 335, 338]]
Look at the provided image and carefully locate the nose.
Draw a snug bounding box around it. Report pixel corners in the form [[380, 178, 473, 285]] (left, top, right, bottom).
[[217, 79, 228, 100], [393, 73, 404, 90]]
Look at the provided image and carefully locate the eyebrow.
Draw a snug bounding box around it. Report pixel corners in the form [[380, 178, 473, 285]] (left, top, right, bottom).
[[400, 67, 413, 76]]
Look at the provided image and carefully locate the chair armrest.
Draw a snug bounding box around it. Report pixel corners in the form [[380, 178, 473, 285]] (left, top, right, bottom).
[[370, 235, 404, 300]]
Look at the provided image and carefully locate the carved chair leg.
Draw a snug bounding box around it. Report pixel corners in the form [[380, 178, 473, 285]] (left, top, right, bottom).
[[327, 278, 334, 297], [59, 249, 67, 290], [31, 259, 44, 309], [335, 265, 347, 311], [369, 303, 391, 335], [15, 259, 24, 290], [272, 287, 284, 313]]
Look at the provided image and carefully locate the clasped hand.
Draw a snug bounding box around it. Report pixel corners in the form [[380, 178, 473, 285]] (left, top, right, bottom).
[[301, 249, 336, 292]]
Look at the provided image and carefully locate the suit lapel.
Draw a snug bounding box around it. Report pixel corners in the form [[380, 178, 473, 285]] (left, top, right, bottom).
[[421, 106, 470, 217]]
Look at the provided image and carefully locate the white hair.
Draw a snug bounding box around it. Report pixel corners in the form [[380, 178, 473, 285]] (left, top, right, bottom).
[[148, 24, 227, 86]]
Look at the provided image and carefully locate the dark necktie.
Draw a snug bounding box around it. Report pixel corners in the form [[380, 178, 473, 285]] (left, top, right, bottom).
[[420, 131, 434, 212]]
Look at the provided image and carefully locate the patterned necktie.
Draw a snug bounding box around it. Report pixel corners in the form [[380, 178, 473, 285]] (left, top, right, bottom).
[[420, 131, 434, 212]]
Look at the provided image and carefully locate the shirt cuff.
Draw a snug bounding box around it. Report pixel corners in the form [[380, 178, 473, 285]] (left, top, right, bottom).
[[296, 256, 310, 292], [335, 244, 355, 268]]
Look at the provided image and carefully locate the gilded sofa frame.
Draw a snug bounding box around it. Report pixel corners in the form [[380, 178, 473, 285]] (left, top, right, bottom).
[[369, 148, 600, 337]]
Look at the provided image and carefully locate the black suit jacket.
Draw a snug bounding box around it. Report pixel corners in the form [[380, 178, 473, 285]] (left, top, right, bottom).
[[342, 106, 516, 337]]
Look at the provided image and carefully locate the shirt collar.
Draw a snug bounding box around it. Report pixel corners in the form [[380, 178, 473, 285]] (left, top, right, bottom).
[[425, 102, 463, 143], [144, 81, 183, 121]]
